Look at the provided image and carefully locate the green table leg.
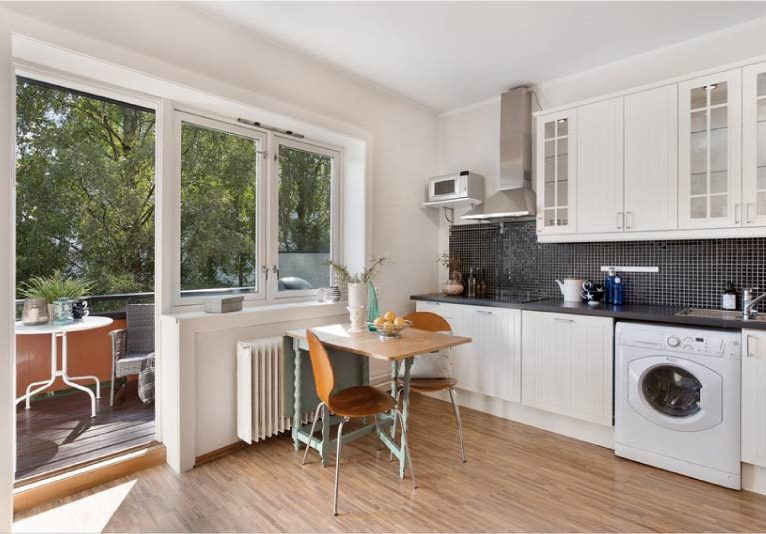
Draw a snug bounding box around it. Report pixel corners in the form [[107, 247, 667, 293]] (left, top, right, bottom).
[[389, 360, 401, 450], [292, 337, 302, 451], [398, 357, 413, 479]]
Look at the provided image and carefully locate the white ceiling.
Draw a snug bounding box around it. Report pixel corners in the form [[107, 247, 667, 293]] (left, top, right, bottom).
[[195, 1, 766, 112]]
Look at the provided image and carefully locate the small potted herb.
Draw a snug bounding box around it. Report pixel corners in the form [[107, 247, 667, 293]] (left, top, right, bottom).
[[19, 271, 92, 325]]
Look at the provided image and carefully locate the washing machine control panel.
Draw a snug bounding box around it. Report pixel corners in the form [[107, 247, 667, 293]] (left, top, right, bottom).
[[620, 327, 740, 358]]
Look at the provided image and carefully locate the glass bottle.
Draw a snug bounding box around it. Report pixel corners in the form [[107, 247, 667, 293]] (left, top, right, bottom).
[[467, 267, 477, 299]]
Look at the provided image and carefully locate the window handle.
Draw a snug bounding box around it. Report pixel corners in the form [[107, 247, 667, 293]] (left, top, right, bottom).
[[616, 211, 623, 230], [261, 265, 269, 280], [272, 265, 280, 279]]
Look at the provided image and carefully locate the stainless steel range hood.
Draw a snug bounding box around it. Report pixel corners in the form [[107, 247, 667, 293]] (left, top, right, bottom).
[[461, 87, 536, 220]]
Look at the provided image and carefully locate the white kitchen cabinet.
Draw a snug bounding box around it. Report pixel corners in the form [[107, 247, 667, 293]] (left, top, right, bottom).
[[521, 311, 613, 426], [624, 85, 678, 232], [742, 329, 766, 467], [414, 301, 521, 402], [576, 97, 624, 234], [678, 69, 742, 229], [742, 61, 766, 227], [536, 109, 577, 235]]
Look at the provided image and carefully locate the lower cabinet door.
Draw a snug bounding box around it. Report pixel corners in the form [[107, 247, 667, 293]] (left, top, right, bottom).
[[415, 301, 521, 402], [521, 311, 614, 426], [742, 329, 766, 467]]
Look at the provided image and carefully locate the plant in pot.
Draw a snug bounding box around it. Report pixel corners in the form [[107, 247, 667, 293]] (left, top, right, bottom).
[[19, 271, 93, 325], [438, 253, 464, 296], [326, 256, 390, 332]]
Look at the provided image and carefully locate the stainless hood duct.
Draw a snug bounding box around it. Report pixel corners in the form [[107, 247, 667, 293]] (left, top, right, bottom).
[[461, 86, 536, 220]]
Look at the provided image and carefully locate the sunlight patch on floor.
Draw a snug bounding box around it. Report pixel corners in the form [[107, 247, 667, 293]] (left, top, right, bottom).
[[14, 480, 136, 533]]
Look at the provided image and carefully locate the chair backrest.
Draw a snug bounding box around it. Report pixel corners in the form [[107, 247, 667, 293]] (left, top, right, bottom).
[[404, 311, 451, 333], [306, 330, 335, 405], [126, 304, 155, 354]]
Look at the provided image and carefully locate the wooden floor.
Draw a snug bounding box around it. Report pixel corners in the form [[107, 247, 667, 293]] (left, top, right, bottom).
[[15, 393, 766, 532], [16, 382, 155, 480]]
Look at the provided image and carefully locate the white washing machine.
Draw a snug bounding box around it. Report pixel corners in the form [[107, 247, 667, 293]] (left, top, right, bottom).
[[615, 322, 741, 489]]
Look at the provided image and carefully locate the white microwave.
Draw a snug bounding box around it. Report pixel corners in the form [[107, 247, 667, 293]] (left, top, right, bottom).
[[427, 171, 484, 204]]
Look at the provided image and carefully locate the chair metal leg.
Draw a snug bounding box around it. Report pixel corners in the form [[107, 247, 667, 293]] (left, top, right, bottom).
[[448, 388, 467, 463], [302, 402, 325, 465], [333, 417, 349, 515], [395, 409, 417, 489]]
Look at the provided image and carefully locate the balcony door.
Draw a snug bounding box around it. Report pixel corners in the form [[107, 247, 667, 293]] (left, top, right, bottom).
[[14, 75, 158, 481]]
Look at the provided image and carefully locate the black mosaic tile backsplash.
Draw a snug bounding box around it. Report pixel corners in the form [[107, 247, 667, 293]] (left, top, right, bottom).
[[449, 220, 766, 310]]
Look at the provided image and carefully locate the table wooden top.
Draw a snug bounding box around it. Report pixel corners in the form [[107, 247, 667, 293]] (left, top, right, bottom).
[[285, 324, 471, 361]]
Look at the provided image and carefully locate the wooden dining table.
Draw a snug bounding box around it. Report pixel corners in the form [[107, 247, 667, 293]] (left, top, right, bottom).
[[284, 324, 472, 478]]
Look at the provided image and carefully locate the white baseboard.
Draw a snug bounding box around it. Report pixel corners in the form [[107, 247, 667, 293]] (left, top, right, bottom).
[[425, 388, 614, 449], [742, 463, 766, 495]]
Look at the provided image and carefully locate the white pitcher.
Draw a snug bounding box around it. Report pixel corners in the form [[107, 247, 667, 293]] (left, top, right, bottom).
[[556, 278, 584, 302]]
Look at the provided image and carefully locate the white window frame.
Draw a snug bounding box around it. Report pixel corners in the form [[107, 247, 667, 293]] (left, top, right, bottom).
[[172, 111, 268, 307], [269, 136, 342, 301]]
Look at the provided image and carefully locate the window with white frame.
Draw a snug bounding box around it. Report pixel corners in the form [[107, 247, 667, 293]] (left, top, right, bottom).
[[176, 111, 340, 305]]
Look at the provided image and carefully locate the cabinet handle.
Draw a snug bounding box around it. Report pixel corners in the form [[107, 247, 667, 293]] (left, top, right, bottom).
[[747, 335, 757, 358], [476, 310, 493, 315], [616, 211, 623, 230], [735, 203, 742, 224], [554, 317, 574, 323], [625, 211, 634, 230], [747, 202, 754, 224]]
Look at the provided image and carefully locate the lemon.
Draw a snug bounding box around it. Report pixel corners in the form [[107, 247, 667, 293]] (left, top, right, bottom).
[[383, 321, 394, 331], [384, 311, 396, 322], [393, 316, 406, 328], [373, 317, 385, 327]]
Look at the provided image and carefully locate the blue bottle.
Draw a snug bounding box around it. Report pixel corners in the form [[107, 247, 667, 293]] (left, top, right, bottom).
[[613, 275, 625, 305], [605, 268, 617, 304]]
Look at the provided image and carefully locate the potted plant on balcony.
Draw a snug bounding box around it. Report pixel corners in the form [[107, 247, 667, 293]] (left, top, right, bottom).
[[326, 256, 390, 332], [19, 270, 93, 325]]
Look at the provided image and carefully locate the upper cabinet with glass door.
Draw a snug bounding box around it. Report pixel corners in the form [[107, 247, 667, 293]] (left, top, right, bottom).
[[678, 69, 742, 229], [743, 62, 766, 227], [536, 109, 577, 235]]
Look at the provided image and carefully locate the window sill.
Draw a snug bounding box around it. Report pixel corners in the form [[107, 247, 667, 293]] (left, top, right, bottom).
[[163, 300, 349, 331]]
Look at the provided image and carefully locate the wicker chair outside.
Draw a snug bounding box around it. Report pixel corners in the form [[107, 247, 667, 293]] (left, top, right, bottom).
[[108, 304, 155, 406]]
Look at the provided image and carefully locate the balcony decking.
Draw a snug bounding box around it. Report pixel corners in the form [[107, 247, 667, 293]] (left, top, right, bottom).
[[15, 381, 155, 480]]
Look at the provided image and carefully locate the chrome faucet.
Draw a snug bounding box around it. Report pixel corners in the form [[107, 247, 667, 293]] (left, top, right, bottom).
[[743, 288, 766, 320]]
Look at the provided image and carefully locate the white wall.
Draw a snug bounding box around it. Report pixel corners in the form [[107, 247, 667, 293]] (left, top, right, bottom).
[[2, 1, 441, 311], [0, 1, 441, 481], [0, 15, 13, 533]]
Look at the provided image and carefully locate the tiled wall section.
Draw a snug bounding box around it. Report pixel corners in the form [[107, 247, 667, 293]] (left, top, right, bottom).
[[449, 220, 766, 310]]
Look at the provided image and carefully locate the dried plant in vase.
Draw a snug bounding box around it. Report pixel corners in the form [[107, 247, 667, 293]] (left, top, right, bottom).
[[326, 256, 391, 331], [438, 253, 464, 296]]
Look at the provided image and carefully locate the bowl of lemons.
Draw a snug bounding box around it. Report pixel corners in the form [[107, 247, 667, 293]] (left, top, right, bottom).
[[369, 311, 412, 339]]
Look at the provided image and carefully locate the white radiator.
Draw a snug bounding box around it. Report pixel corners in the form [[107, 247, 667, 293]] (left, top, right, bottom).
[[237, 337, 291, 444]]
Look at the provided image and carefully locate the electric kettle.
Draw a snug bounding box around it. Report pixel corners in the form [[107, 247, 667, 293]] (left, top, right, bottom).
[[556, 278, 585, 302]]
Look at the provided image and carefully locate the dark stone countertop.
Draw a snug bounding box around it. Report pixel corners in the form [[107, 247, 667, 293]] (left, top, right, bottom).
[[410, 293, 766, 331]]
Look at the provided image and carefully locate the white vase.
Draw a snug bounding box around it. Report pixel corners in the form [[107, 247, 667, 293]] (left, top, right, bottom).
[[347, 282, 368, 308], [347, 282, 368, 331]]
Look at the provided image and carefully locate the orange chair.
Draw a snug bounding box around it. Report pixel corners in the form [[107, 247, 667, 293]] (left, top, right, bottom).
[[301, 330, 416, 515], [394, 311, 466, 463]]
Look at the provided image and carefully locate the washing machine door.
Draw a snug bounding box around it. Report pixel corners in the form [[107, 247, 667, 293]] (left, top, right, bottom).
[[627, 355, 723, 432]]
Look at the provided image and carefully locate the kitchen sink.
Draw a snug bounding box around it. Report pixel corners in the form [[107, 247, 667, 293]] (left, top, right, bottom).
[[675, 308, 766, 322]]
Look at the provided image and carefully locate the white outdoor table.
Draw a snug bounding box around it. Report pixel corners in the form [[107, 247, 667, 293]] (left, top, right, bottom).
[[15, 316, 114, 417]]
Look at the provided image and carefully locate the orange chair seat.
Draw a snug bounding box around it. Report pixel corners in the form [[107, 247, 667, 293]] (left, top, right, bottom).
[[329, 386, 395, 418], [396, 376, 458, 392]]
